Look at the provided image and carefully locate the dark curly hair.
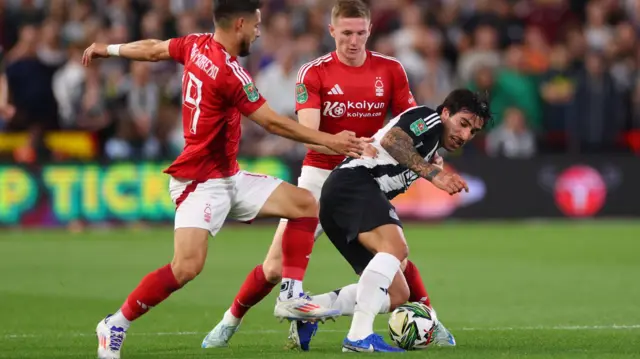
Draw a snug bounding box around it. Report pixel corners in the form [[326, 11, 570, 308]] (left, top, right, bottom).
[[437, 89, 493, 129]]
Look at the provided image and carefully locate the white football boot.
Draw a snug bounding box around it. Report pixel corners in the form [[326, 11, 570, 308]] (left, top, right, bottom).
[[432, 320, 457, 346], [201, 320, 241, 348], [274, 294, 341, 322], [96, 315, 127, 359]]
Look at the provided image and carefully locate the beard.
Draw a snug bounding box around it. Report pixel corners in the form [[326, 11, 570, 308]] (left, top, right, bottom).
[[238, 38, 251, 57]]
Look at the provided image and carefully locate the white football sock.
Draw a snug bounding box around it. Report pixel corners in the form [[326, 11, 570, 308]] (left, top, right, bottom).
[[279, 279, 304, 301], [347, 253, 400, 341], [105, 310, 131, 330], [221, 309, 241, 326], [312, 284, 390, 316], [310, 291, 338, 308]]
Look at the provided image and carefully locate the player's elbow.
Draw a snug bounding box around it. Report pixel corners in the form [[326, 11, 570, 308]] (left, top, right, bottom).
[[147, 51, 163, 62]]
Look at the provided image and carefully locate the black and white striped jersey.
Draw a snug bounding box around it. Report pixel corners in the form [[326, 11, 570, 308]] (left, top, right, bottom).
[[337, 105, 442, 199]]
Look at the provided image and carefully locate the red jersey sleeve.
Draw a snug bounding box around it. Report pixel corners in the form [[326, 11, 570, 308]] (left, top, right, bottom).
[[168, 34, 204, 64], [294, 65, 322, 113], [391, 61, 417, 116], [225, 62, 266, 117]]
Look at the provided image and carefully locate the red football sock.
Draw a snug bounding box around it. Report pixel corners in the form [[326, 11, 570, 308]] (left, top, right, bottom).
[[404, 260, 431, 307], [281, 217, 318, 280], [230, 265, 276, 318], [120, 264, 182, 321]]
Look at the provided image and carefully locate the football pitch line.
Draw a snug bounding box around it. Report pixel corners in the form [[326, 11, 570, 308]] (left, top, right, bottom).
[[4, 324, 640, 340]]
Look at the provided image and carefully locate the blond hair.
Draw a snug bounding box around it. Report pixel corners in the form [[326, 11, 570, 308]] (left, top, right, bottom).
[[331, 0, 371, 21]]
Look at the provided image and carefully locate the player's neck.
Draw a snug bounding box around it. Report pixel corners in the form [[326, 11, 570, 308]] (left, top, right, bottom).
[[213, 32, 240, 57], [336, 50, 367, 67]]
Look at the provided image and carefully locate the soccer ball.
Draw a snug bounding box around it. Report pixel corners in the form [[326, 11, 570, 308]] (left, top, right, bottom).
[[387, 302, 437, 350]]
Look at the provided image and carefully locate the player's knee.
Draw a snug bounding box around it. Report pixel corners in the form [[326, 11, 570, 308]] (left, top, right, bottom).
[[262, 259, 282, 283], [170, 258, 204, 285], [383, 243, 408, 263], [290, 188, 318, 219], [400, 258, 408, 271]]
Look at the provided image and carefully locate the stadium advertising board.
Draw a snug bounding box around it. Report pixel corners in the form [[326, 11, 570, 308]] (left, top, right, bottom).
[[0, 158, 290, 226], [0, 155, 638, 226], [397, 155, 639, 219]]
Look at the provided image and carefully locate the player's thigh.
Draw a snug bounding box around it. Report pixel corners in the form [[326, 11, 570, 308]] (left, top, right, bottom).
[[247, 178, 318, 220], [294, 165, 331, 237], [169, 177, 232, 280], [357, 192, 408, 261]]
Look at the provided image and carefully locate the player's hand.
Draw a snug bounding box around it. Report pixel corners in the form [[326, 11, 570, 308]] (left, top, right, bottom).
[[325, 133, 370, 158], [430, 152, 443, 170], [82, 43, 109, 67], [431, 170, 468, 195]]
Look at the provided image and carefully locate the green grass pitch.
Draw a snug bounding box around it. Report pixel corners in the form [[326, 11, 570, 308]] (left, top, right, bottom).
[[1, 221, 639, 358]]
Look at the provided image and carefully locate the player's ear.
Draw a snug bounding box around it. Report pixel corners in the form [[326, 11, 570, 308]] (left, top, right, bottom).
[[441, 107, 450, 121], [235, 16, 245, 32], [328, 23, 336, 38]]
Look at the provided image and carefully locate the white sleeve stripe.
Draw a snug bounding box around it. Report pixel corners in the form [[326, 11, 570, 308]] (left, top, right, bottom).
[[296, 54, 332, 83], [371, 52, 410, 82], [234, 62, 253, 84], [296, 54, 330, 82], [299, 57, 332, 83], [226, 59, 251, 86], [424, 113, 440, 126], [427, 119, 441, 130]]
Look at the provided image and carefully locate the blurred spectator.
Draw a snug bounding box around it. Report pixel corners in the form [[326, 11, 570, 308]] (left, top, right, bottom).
[[584, 0, 613, 52], [568, 51, 625, 153], [255, 44, 299, 116], [1, 0, 639, 162], [456, 24, 501, 85], [105, 61, 161, 160], [4, 24, 59, 161], [539, 44, 576, 133], [486, 107, 537, 158], [468, 44, 541, 130]]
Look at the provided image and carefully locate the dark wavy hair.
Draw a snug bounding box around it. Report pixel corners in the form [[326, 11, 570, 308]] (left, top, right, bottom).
[[437, 89, 493, 129]]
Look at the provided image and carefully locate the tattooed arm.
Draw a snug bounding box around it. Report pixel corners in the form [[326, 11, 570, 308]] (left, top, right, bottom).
[[380, 127, 442, 181], [380, 128, 468, 194]]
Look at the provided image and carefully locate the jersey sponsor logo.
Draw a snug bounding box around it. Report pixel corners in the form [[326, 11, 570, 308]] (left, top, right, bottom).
[[243, 82, 260, 102], [296, 84, 308, 104], [323, 101, 347, 117], [322, 101, 386, 118]]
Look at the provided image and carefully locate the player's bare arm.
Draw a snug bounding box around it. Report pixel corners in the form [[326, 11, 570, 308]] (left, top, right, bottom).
[[82, 39, 171, 66], [298, 108, 340, 155], [298, 109, 377, 157], [249, 102, 369, 158], [380, 128, 467, 195]]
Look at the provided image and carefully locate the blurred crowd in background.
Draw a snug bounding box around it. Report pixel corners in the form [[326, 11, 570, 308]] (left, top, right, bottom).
[[2, 0, 640, 164]]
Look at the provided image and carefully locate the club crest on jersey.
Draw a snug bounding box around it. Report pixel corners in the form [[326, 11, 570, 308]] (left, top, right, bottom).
[[243, 82, 260, 102], [375, 77, 384, 97], [296, 84, 308, 104], [410, 118, 428, 136]]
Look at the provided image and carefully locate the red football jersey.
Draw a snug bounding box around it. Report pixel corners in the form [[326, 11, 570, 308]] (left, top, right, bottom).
[[295, 51, 416, 170], [163, 33, 266, 180]]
